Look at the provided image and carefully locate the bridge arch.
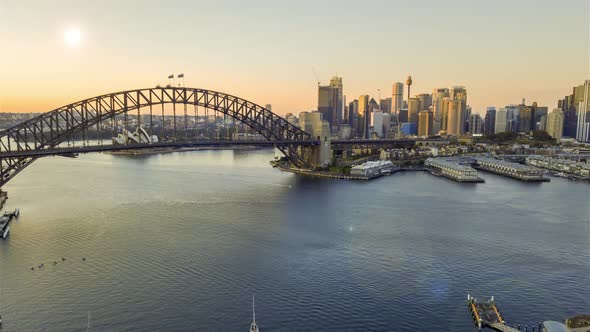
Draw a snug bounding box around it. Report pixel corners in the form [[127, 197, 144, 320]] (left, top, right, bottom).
[[0, 87, 313, 187]]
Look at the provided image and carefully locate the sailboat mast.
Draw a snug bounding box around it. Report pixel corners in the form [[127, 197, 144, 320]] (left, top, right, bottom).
[[252, 295, 256, 323]]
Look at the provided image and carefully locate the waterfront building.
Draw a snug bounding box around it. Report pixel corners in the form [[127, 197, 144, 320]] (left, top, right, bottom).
[[575, 80, 590, 142], [350, 160, 395, 178], [400, 122, 417, 136], [408, 97, 422, 124], [475, 157, 546, 181], [418, 110, 433, 137], [392, 82, 404, 114], [317, 76, 344, 130], [432, 88, 450, 134], [526, 156, 590, 179], [468, 113, 483, 134], [424, 158, 482, 182], [358, 95, 370, 138], [484, 107, 496, 136], [547, 108, 564, 140]]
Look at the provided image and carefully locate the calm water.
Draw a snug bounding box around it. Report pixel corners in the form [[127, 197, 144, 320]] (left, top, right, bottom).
[[0, 149, 588, 331]]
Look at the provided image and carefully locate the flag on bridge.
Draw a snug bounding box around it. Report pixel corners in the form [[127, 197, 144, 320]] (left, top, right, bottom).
[[168, 74, 174, 79], [178, 73, 184, 78]]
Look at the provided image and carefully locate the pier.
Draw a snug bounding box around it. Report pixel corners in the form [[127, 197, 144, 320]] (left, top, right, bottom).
[[474, 157, 550, 182], [425, 158, 485, 183]]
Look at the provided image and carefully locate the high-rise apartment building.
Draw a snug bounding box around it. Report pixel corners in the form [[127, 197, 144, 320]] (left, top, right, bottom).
[[418, 110, 433, 137], [317, 76, 343, 129], [446, 99, 464, 136], [432, 88, 450, 134], [547, 108, 564, 140], [392, 82, 404, 115]]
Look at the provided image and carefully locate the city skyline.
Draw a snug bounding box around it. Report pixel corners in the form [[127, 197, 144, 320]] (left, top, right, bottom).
[[0, 0, 588, 115]]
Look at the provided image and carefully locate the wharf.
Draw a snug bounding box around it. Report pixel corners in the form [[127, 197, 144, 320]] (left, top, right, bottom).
[[426, 168, 485, 183], [474, 165, 550, 182], [467, 295, 542, 332]]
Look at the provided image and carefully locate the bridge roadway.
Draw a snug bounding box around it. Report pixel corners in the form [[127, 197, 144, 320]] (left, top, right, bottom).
[[0, 138, 424, 159]]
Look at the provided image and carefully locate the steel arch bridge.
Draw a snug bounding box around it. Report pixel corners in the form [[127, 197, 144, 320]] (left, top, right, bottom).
[[0, 87, 314, 187]]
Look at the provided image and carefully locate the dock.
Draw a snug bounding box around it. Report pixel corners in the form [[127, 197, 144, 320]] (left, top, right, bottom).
[[473, 157, 550, 182], [468, 295, 544, 332]]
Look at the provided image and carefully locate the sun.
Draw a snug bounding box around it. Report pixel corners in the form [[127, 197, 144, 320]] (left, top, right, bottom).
[[64, 28, 81, 47]]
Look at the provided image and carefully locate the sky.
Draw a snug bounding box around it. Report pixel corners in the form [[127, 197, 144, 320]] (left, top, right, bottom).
[[0, 0, 588, 115]]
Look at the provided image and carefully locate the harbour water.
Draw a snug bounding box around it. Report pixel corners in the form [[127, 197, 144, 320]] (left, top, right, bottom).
[[0, 149, 588, 331]]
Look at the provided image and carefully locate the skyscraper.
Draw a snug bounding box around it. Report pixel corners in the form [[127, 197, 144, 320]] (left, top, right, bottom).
[[416, 93, 432, 112], [495, 108, 508, 133], [349, 99, 359, 137], [484, 107, 496, 136], [418, 110, 433, 137], [392, 82, 404, 115], [408, 97, 422, 124], [317, 76, 343, 129], [576, 80, 590, 142], [450, 86, 467, 135], [432, 88, 449, 134], [468, 113, 483, 134], [380, 98, 392, 114], [547, 108, 564, 140], [446, 99, 464, 136], [358, 95, 370, 138], [518, 103, 536, 133]]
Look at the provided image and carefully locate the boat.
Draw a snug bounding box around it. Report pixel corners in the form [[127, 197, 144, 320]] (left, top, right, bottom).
[[0, 215, 9, 239], [249, 295, 259, 332], [1, 225, 9, 239]]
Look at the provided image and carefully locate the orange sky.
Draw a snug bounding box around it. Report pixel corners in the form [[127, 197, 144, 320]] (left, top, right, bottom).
[[0, 0, 588, 116]]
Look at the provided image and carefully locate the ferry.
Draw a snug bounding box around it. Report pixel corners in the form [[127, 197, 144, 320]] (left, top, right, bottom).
[[249, 295, 259, 332], [0, 209, 20, 239], [0, 216, 9, 239]]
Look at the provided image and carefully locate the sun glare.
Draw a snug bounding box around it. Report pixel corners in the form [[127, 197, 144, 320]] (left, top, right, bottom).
[[64, 28, 81, 47]]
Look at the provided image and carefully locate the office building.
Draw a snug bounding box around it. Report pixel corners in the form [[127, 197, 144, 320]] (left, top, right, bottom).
[[495, 108, 507, 133], [317, 76, 343, 129], [398, 108, 408, 123], [371, 110, 384, 137], [416, 93, 432, 111], [400, 122, 417, 136], [349, 100, 359, 136], [469, 113, 483, 134], [380, 97, 392, 114], [518, 103, 536, 133], [408, 97, 422, 124], [298, 111, 331, 167], [358, 95, 370, 138], [392, 82, 404, 114], [418, 110, 433, 137], [547, 108, 564, 140], [484, 107, 496, 136]]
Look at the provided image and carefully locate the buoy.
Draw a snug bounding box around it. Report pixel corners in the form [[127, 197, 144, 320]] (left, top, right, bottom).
[[82, 257, 86, 261]]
